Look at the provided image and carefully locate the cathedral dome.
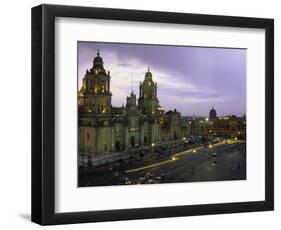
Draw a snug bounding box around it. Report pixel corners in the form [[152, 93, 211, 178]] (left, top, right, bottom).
[[90, 50, 106, 74], [144, 67, 153, 81], [209, 106, 217, 121], [93, 50, 103, 66]]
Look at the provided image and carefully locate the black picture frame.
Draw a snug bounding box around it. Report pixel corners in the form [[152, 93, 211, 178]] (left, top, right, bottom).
[[31, 4, 274, 225]]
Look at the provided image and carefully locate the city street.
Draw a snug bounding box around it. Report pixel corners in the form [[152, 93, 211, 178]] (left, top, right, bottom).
[[79, 140, 246, 187]]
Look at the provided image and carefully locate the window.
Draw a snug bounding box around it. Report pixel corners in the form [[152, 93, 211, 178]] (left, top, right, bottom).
[[144, 92, 148, 99], [93, 84, 97, 93], [101, 104, 106, 113], [101, 82, 105, 93]]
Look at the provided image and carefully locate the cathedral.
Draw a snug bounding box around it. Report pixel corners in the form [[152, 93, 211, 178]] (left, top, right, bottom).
[[78, 51, 182, 155]]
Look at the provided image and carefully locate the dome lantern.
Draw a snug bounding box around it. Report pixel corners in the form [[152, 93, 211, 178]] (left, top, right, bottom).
[[92, 49, 105, 71]]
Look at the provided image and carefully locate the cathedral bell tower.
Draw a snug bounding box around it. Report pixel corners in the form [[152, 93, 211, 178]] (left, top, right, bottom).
[[138, 68, 160, 116], [78, 50, 112, 114]]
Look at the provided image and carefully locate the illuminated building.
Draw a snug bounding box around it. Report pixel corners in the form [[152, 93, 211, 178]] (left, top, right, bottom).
[[78, 51, 183, 155]]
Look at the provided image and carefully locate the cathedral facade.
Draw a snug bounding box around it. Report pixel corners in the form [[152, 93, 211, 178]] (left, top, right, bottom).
[[78, 51, 182, 155]]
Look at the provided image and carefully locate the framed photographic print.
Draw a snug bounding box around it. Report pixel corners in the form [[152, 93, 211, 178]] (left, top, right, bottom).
[[31, 4, 274, 225]]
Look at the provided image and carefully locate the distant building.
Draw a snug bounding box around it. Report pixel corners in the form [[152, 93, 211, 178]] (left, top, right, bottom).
[[209, 106, 217, 122], [213, 115, 246, 138], [78, 51, 183, 155], [184, 108, 246, 139], [161, 109, 182, 141]]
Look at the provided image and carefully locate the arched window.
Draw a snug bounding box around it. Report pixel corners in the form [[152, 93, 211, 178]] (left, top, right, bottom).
[[115, 140, 120, 151], [101, 81, 105, 93], [174, 131, 177, 140], [93, 83, 98, 93], [83, 80, 86, 89], [131, 136, 135, 148], [144, 92, 148, 99], [144, 136, 147, 145], [101, 104, 106, 113]]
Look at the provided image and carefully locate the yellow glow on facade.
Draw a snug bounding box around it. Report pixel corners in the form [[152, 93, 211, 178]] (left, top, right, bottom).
[[151, 143, 155, 147], [94, 85, 97, 93], [144, 93, 148, 99], [78, 99, 83, 106], [209, 144, 213, 148]]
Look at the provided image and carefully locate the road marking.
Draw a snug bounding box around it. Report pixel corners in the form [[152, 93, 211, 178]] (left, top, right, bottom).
[[125, 140, 245, 173], [125, 147, 202, 173], [174, 147, 203, 157], [126, 158, 178, 173]]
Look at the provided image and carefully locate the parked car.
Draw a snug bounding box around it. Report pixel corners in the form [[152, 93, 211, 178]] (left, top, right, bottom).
[[212, 152, 218, 157]]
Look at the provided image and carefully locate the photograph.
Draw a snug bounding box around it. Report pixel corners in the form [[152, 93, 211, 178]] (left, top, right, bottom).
[[30, 3, 274, 225], [77, 41, 247, 187]]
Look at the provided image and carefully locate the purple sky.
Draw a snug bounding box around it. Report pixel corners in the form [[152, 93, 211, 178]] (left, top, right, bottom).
[[78, 41, 246, 117]]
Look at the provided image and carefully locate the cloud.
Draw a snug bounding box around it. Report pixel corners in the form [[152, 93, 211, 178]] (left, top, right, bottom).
[[162, 94, 225, 105], [78, 42, 246, 116], [118, 63, 133, 67]]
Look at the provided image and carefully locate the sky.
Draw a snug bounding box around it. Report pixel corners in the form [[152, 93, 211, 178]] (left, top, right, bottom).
[[78, 41, 246, 117]]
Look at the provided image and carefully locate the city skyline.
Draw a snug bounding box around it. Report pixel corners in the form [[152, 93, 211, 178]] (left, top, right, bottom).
[[78, 42, 246, 117]]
